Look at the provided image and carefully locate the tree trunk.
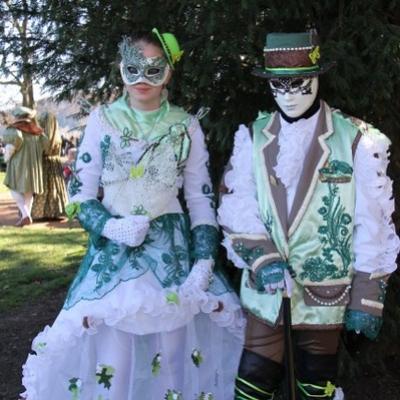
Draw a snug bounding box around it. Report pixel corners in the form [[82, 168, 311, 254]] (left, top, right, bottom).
[[20, 75, 35, 108]]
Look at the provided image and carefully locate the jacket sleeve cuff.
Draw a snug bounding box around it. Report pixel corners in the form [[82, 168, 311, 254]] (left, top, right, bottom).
[[348, 271, 390, 317], [229, 233, 282, 273]]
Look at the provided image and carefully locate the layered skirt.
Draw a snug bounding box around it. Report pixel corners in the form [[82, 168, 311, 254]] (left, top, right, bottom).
[[22, 214, 245, 399]]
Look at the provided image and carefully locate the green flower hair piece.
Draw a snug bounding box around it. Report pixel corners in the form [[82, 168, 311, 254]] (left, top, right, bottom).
[[152, 27, 183, 69]]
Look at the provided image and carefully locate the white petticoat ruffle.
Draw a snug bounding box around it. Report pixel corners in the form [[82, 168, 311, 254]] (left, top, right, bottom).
[[218, 125, 269, 236], [21, 278, 245, 399]]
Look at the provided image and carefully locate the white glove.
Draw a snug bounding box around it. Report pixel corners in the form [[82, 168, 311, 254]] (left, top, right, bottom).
[[4, 144, 16, 162], [102, 215, 150, 247], [180, 259, 214, 296]]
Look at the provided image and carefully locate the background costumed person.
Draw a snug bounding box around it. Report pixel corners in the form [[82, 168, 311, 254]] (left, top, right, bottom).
[[2, 106, 48, 227], [31, 111, 68, 220], [218, 31, 399, 400], [21, 29, 244, 400]]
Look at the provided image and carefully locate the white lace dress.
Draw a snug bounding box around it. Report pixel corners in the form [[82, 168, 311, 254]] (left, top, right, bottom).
[[21, 100, 245, 400]]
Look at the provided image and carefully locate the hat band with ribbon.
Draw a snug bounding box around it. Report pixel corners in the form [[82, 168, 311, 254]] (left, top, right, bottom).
[[264, 46, 321, 76], [252, 32, 334, 79]]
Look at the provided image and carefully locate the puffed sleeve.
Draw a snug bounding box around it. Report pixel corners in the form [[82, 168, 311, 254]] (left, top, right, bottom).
[[217, 125, 282, 273], [68, 108, 112, 239], [2, 127, 23, 152], [348, 128, 400, 316], [183, 118, 218, 261]]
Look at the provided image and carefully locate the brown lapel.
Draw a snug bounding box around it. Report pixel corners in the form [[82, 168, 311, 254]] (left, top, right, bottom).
[[261, 112, 289, 240], [288, 101, 334, 237]]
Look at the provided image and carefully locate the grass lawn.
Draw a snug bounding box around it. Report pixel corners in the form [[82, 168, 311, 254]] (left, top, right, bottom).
[[0, 226, 87, 312], [0, 171, 7, 194]]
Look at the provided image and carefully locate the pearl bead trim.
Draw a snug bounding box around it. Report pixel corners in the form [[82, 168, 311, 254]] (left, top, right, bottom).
[[264, 46, 313, 52], [304, 284, 351, 306]]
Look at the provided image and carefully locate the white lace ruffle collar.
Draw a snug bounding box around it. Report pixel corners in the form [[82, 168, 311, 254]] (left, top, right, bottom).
[[274, 109, 321, 189]]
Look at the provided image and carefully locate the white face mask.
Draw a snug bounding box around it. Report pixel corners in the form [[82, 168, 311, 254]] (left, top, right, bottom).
[[269, 77, 319, 118]]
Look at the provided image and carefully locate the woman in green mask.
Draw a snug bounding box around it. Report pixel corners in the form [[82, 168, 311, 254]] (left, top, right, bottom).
[[21, 29, 244, 400]]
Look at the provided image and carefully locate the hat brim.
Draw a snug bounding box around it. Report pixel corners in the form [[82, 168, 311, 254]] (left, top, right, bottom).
[[252, 61, 336, 79]]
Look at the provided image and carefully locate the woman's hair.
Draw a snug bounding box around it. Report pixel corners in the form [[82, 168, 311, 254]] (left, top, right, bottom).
[[127, 31, 162, 49], [117, 31, 164, 64]]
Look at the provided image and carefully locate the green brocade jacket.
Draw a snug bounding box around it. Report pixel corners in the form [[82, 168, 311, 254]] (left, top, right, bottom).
[[224, 102, 388, 328]]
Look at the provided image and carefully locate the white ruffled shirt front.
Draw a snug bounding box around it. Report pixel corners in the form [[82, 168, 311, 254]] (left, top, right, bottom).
[[274, 112, 319, 212]]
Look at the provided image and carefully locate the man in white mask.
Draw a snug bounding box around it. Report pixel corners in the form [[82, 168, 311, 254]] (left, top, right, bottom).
[[218, 31, 399, 399]]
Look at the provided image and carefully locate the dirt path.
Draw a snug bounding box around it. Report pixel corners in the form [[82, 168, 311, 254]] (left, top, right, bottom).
[[0, 193, 78, 399], [0, 191, 77, 229], [0, 290, 66, 400]]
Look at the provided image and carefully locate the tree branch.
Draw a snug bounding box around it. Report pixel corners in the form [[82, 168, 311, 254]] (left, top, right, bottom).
[[0, 80, 21, 87]]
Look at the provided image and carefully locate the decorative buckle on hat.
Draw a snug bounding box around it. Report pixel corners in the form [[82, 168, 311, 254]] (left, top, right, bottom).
[[309, 46, 320, 65]]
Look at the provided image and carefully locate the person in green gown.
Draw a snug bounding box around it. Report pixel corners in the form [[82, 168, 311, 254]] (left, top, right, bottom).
[[3, 106, 48, 226], [31, 111, 68, 220]]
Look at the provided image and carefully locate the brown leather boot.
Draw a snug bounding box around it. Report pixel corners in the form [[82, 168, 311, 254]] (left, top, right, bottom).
[[15, 216, 32, 227]]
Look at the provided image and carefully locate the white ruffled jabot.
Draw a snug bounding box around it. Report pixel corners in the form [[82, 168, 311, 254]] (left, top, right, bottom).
[[274, 111, 320, 211]]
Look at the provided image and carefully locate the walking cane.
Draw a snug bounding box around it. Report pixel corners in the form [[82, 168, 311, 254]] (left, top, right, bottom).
[[283, 293, 296, 400]]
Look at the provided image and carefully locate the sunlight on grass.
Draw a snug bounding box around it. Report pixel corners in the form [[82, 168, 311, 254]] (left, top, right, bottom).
[[0, 171, 8, 194], [0, 226, 87, 312]]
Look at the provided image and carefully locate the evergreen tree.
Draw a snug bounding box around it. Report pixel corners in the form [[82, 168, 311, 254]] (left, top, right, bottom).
[[0, 0, 51, 107]]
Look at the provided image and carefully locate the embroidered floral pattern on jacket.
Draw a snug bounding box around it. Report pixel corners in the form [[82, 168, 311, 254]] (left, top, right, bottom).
[[319, 160, 353, 183], [232, 242, 264, 267], [300, 181, 352, 282]]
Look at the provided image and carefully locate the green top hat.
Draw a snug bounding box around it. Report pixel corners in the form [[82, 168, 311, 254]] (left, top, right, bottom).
[[253, 31, 335, 79], [152, 28, 184, 69]]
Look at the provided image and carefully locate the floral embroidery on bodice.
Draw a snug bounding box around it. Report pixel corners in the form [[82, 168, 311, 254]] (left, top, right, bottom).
[[98, 109, 190, 219]]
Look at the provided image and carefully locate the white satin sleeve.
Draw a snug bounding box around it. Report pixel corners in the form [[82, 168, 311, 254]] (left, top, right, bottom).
[[183, 118, 218, 229], [217, 125, 272, 269], [68, 108, 102, 203], [218, 125, 269, 235], [353, 132, 400, 276]]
